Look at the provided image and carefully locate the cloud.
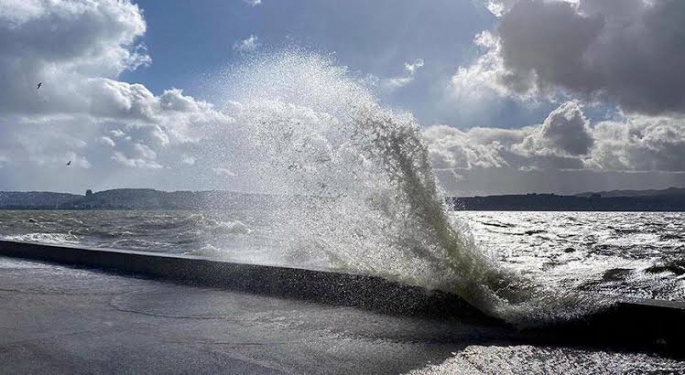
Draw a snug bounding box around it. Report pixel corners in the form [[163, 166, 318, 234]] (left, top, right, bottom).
[[466, 0, 685, 115], [233, 35, 261, 53], [110, 129, 126, 138], [451, 31, 516, 102], [384, 59, 425, 90], [425, 101, 685, 194], [0, 0, 150, 116], [243, 0, 262, 6], [590, 115, 685, 172], [213, 167, 235, 177], [0, 115, 97, 170], [485, 0, 521, 17], [517, 101, 594, 156], [0, 0, 235, 191], [0, 0, 221, 126], [424, 125, 515, 170], [112, 151, 162, 169], [98, 137, 116, 148]]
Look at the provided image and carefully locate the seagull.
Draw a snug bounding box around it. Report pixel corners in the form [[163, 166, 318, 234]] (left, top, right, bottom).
[[66, 161, 72, 166], [37, 82, 42, 90]]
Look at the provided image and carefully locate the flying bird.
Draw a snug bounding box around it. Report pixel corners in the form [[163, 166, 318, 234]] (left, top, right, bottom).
[[66, 161, 72, 166], [37, 82, 42, 90]]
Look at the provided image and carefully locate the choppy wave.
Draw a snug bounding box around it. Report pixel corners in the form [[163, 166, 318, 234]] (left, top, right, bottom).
[[2, 232, 80, 245], [0, 211, 254, 255], [464, 211, 685, 302], [409, 344, 685, 374]]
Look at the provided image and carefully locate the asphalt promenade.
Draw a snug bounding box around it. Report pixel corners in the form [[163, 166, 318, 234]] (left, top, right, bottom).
[[1, 241, 684, 374]]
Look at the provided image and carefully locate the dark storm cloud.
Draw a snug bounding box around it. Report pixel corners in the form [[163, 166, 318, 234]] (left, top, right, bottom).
[[484, 0, 685, 115], [497, 1, 604, 96]]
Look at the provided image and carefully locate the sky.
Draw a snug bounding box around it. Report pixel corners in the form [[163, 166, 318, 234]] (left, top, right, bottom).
[[1, 0, 685, 196]]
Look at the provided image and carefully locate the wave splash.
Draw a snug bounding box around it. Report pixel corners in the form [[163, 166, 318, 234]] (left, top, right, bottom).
[[211, 51, 606, 324]]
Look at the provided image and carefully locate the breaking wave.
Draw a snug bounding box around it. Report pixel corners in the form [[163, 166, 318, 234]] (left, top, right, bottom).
[[207, 50, 605, 324], [2, 233, 80, 245]]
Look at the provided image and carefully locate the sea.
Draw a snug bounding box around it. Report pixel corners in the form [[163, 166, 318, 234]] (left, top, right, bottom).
[[1, 209, 683, 307]]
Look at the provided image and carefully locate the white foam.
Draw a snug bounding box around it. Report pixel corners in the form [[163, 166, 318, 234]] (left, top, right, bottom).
[[407, 345, 685, 375], [2, 233, 80, 245]]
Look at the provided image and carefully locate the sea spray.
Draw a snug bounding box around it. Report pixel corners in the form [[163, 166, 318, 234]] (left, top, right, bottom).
[[209, 50, 607, 324]]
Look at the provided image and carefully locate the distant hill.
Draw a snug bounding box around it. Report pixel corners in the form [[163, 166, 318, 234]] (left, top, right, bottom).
[[0, 191, 82, 209], [0, 189, 274, 210], [2, 187, 685, 211], [455, 187, 685, 211], [574, 187, 685, 198]]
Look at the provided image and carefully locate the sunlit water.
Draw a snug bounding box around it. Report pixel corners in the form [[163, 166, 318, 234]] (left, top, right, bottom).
[[408, 344, 684, 375], [464, 211, 685, 302], [1, 210, 683, 304]]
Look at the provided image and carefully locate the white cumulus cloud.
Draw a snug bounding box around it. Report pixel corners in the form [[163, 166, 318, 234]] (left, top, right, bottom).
[[425, 101, 685, 194], [0, 0, 235, 191], [385, 59, 425, 90]]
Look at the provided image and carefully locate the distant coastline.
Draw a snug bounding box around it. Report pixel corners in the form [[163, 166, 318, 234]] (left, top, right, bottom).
[[453, 188, 685, 211], [0, 189, 269, 211], [2, 187, 685, 211]]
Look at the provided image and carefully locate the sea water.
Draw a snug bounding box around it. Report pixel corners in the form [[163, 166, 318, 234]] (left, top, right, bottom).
[[2, 210, 683, 313]]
